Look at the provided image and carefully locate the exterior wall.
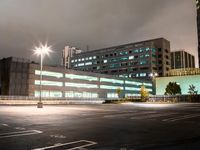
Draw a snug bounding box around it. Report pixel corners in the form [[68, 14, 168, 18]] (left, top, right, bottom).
[[0, 57, 30, 96], [69, 38, 171, 80], [197, 0, 200, 67], [156, 75, 200, 95], [28, 63, 153, 98], [171, 50, 195, 69]]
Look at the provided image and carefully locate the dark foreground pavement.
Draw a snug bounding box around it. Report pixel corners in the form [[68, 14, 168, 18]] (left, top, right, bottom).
[[0, 103, 200, 150]]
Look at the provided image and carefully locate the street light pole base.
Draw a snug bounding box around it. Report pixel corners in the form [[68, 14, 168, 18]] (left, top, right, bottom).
[[37, 102, 43, 108]]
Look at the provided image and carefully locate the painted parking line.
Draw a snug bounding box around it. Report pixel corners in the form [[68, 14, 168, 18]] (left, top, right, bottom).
[[1, 124, 9, 127], [32, 140, 97, 150], [0, 130, 42, 139], [130, 113, 176, 120], [82, 110, 138, 116], [163, 114, 200, 122], [104, 111, 157, 118]]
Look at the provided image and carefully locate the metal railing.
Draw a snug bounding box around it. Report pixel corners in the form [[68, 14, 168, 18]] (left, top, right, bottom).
[[0, 95, 105, 101]]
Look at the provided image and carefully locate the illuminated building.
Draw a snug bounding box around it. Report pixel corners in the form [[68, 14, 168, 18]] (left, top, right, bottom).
[[0, 57, 153, 98], [69, 38, 171, 80]]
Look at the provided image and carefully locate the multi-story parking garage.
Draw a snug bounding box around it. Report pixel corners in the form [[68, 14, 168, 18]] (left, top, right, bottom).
[[0, 57, 153, 99]]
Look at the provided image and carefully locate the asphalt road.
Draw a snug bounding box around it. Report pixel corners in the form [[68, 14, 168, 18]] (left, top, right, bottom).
[[0, 103, 200, 150]]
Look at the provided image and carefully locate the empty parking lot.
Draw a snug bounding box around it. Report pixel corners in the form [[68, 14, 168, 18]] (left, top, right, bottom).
[[0, 103, 200, 150]]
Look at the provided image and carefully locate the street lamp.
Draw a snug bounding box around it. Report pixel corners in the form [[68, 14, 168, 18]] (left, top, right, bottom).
[[33, 43, 53, 108]]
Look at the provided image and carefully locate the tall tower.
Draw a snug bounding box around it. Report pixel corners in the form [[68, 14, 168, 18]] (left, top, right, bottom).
[[62, 46, 82, 69], [197, 0, 200, 67]]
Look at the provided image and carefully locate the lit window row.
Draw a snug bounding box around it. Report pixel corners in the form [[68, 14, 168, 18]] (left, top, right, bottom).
[[125, 80, 142, 86], [34, 91, 62, 97], [35, 70, 63, 78], [35, 80, 63, 87], [147, 88, 153, 92], [125, 93, 140, 97], [125, 87, 140, 91], [65, 91, 98, 98], [71, 56, 96, 63], [65, 82, 98, 88], [100, 85, 123, 90], [100, 78, 124, 84], [143, 83, 152, 87], [65, 74, 98, 81]]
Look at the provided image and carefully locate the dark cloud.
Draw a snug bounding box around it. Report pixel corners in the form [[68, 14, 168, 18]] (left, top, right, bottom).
[[0, 0, 198, 66]]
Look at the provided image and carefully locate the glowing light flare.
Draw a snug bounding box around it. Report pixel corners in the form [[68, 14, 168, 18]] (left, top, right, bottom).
[[33, 43, 53, 57]]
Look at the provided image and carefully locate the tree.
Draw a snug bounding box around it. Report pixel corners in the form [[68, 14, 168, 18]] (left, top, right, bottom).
[[188, 84, 198, 102], [140, 85, 149, 102], [165, 82, 181, 95], [116, 88, 122, 98], [188, 84, 198, 95]]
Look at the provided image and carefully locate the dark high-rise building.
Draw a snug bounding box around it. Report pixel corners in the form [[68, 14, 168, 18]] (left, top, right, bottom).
[[69, 38, 171, 80], [171, 50, 195, 69], [197, 0, 200, 67]]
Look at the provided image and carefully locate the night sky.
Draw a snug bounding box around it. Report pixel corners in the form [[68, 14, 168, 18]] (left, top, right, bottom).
[[0, 0, 198, 66]]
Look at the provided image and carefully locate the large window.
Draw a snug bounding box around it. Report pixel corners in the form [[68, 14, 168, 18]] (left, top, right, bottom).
[[65, 74, 98, 81], [65, 82, 98, 88], [100, 85, 123, 90], [34, 91, 62, 97], [35, 70, 63, 78], [65, 91, 98, 98], [143, 83, 152, 87], [85, 62, 92, 66], [35, 80, 63, 87], [100, 78, 124, 84]]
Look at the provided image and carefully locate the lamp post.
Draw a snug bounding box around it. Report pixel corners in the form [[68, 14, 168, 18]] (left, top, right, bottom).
[[33, 43, 52, 108], [149, 72, 158, 95]]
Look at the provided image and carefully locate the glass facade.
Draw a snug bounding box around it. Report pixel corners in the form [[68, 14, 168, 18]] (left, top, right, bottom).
[[33, 67, 153, 98]]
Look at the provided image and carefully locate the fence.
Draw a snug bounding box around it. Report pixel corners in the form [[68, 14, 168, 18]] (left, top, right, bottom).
[[127, 95, 200, 103], [0, 95, 200, 103]]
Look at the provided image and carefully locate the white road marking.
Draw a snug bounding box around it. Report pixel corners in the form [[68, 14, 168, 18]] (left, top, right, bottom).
[[15, 127, 26, 130], [50, 134, 66, 139], [2, 124, 9, 126], [0, 130, 42, 138], [82, 110, 137, 116], [104, 111, 157, 118], [32, 140, 97, 150], [130, 113, 176, 120], [163, 114, 200, 122]]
